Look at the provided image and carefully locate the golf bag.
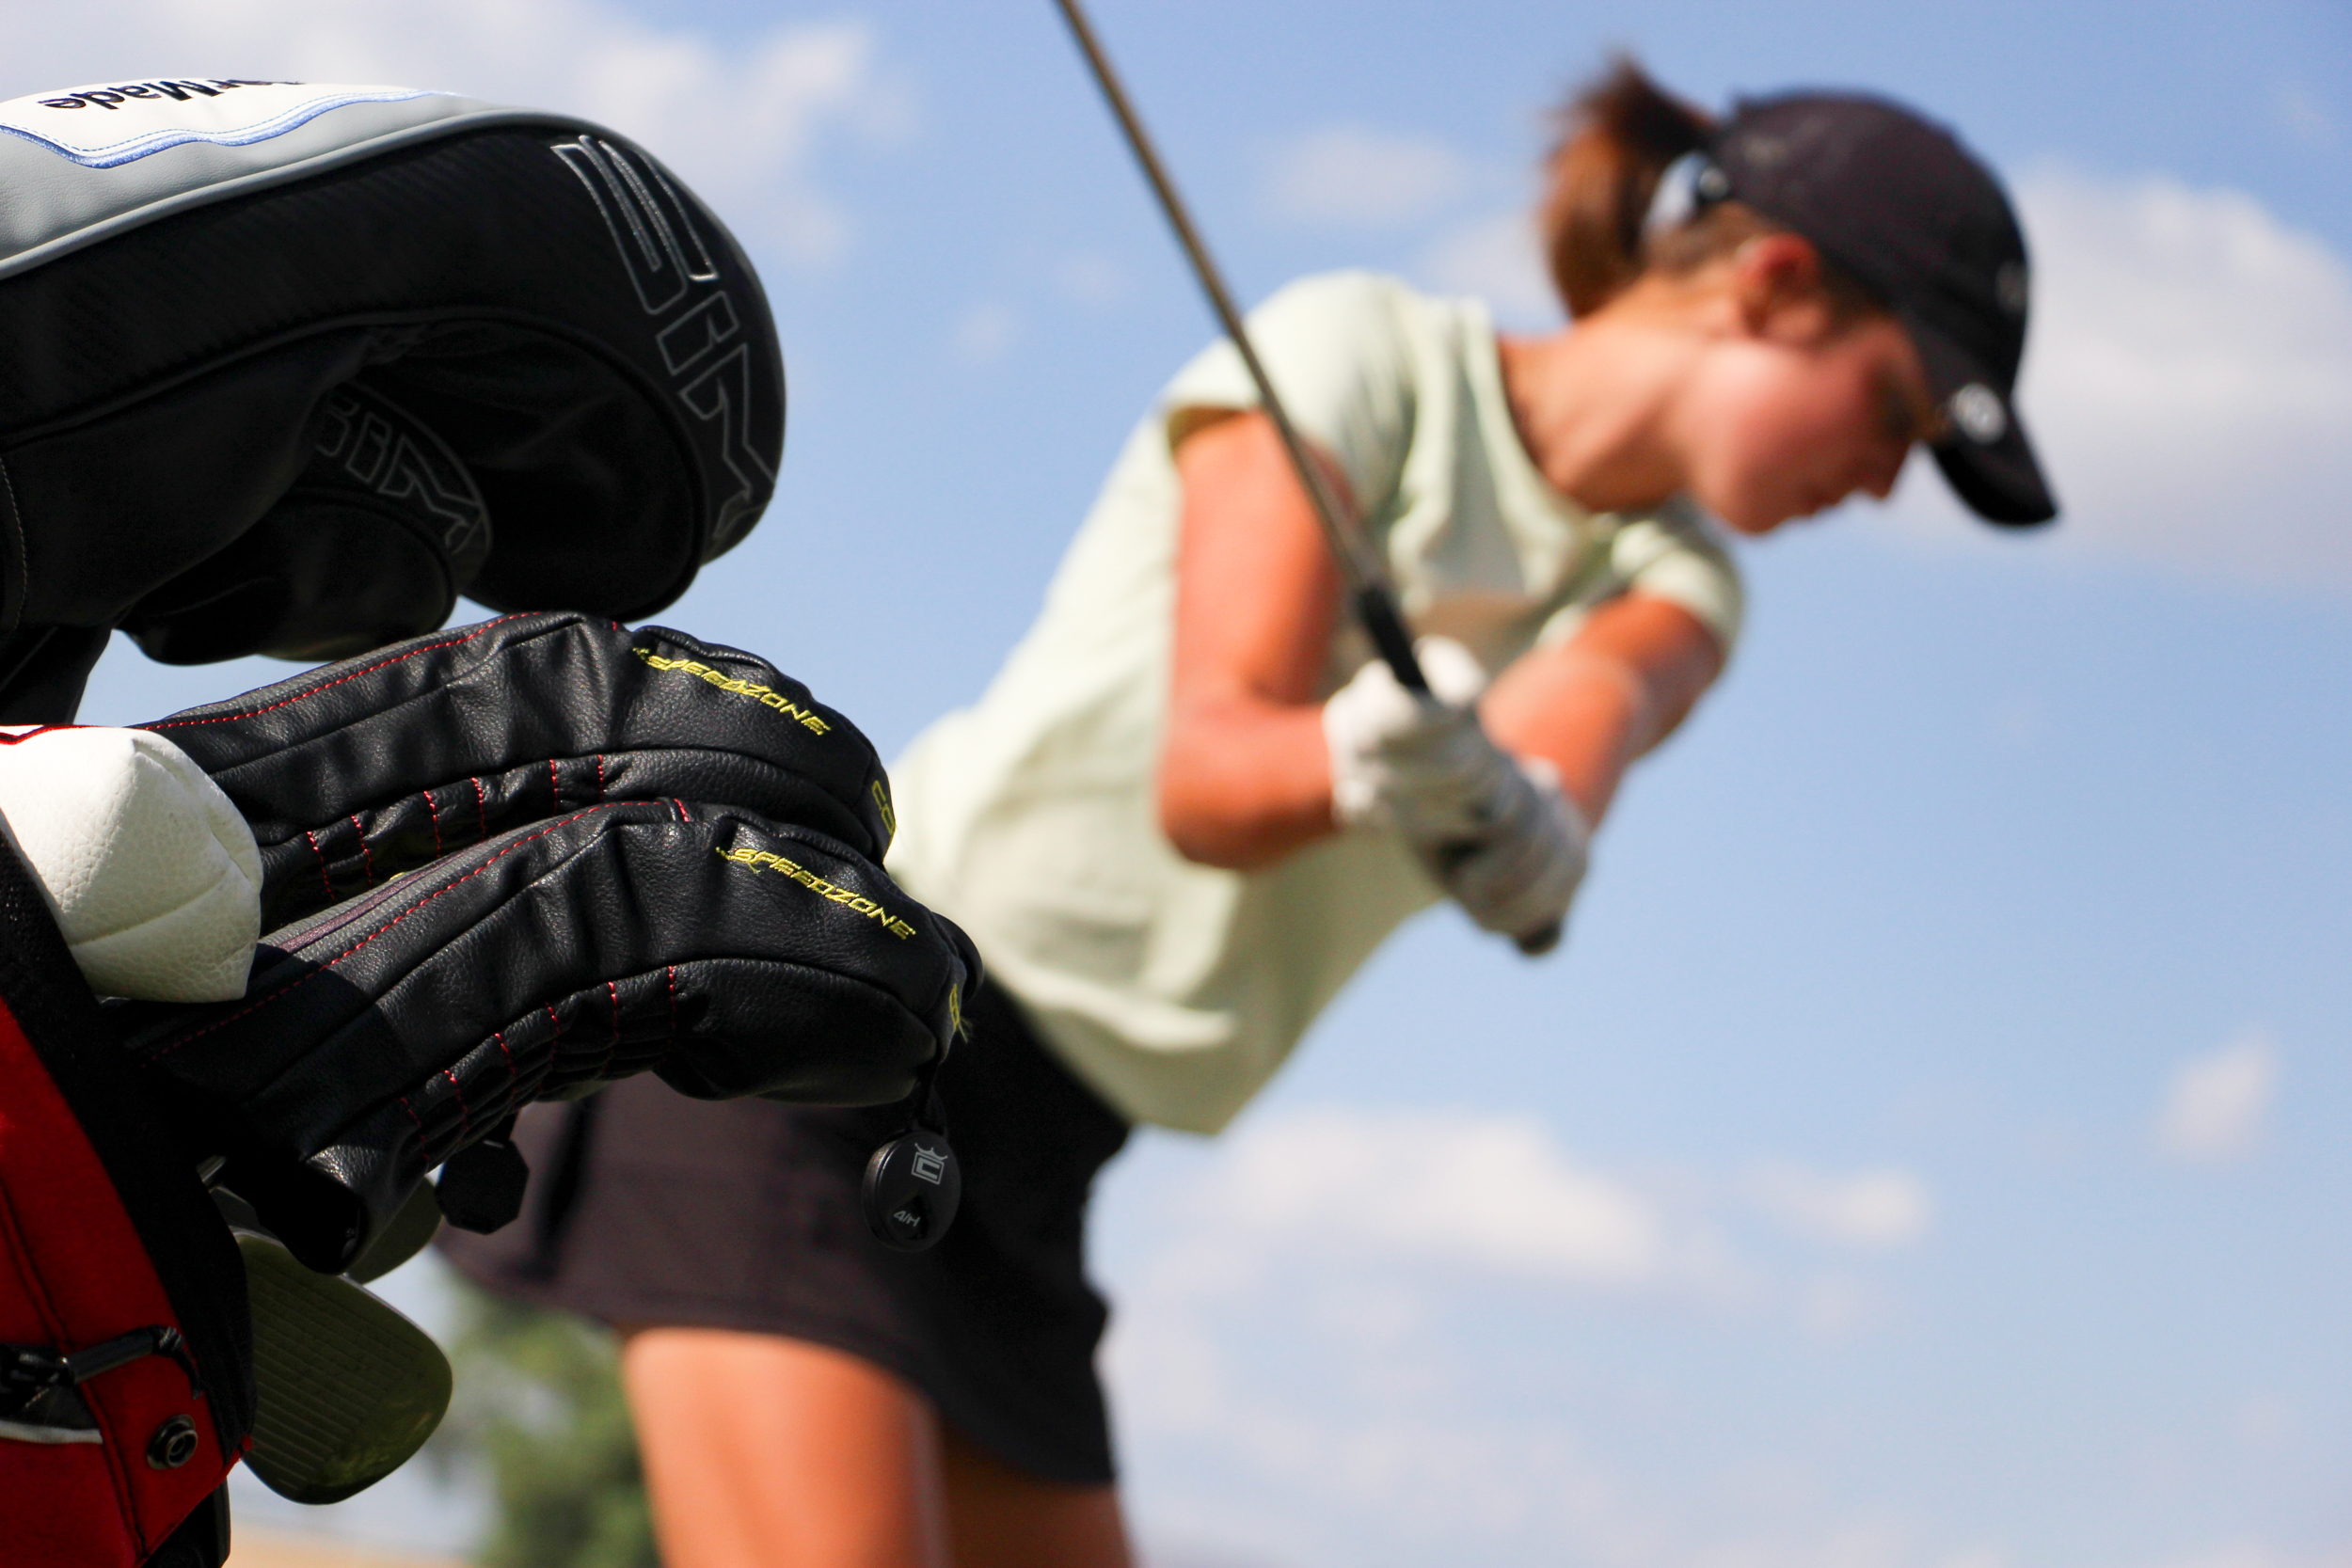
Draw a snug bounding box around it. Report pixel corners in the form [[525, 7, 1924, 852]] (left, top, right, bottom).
[[0, 832, 249, 1568], [0, 75, 833, 1564]]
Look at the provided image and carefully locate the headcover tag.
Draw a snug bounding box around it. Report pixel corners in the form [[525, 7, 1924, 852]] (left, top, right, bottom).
[[0, 81, 440, 168]]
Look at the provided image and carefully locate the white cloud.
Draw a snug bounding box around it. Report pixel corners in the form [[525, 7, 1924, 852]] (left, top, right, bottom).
[[952, 301, 1021, 363], [2156, 1029, 2280, 1163], [1198, 1106, 1669, 1287], [1263, 124, 1472, 229], [1933, 1549, 2010, 1568], [0, 0, 900, 264], [2275, 84, 2341, 150], [1055, 250, 1127, 306], [2232, 1392, 2296, 1448], [1748, 1163, 1933, 1249], [1195, 1109, 1929, 1278], [2144, 1549, 2352, 1568], [1105, 1108, 1923, 1508], [1795, 1273, 1896, 1339], [1141, 1105, 1935, 1310], [1107, 1103, 2352, 1568], [1894, 168, 2352, 594]]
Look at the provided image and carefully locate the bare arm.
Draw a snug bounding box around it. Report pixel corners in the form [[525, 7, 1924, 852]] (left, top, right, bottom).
[[1157, 411, 1724, 868], [1158, 411, 1343, 869], [1480, 594, 1724, 826]]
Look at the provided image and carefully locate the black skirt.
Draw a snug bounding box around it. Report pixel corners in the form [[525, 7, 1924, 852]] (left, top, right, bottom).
[[437, 981, 1134, 1485]]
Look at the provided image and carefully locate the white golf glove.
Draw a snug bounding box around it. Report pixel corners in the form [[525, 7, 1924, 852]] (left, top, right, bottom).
[[0, 725, 262, 1002], [1322, 639, 1588, 942], [1434, 752, 1589, 943]]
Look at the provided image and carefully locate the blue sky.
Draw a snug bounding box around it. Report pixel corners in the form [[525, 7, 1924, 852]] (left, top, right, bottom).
[[19, 2, 2349, 1563]]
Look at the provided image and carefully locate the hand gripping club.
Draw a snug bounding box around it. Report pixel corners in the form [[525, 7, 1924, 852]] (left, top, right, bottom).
[[1049, 0, 1560, 956]]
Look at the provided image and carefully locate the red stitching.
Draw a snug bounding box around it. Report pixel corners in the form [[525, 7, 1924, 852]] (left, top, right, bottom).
[[673, 799, 691, 823], [424, 787, 443, 859], [548, 757, 562, 809], [145, 618, 523, 729], [494, 1029, 518, 1110], [150, 806, 616, 1055], [471, 776, 488, 841], [667, 964, 677, 1039], [305, 830, 334, 901], [442, 1068, 471, 1137], [397, 1098, 424, 1133], [351, 815, 374, 885], [596, 753, 607, 800]]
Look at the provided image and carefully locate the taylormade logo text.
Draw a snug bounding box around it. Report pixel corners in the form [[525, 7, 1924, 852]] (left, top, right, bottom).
[[38, 81, 290, 112]]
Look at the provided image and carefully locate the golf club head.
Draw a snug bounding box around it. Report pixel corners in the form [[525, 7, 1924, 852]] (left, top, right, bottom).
[[343, 1179, 445, 1287], [238, 1232, 452, 1505]]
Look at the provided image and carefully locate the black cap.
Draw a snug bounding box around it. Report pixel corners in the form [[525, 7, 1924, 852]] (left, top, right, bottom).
[[1695, 92, 2056, 526]]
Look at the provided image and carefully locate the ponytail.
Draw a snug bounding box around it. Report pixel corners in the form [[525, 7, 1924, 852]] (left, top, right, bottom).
[[1540, 57, 1713, 318]]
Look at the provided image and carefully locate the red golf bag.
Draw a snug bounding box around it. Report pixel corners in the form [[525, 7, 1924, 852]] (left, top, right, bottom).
[[0, 831, 252, 1567]]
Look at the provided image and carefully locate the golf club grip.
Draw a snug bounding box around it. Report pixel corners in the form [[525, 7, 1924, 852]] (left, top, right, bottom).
[[1354, 587, 1430, 693]]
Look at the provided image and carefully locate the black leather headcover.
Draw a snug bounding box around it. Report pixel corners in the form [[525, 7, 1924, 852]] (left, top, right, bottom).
[[114, 613, 970, 1273], [121, 383, 495, 666], [0, 84, 785, 718], [145, 611, 898, 928], [119, 799, 977, 1275]]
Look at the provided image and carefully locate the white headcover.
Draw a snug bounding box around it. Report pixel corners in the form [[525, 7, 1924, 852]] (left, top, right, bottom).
[[0, 725, 261, 1001], [0, 79, 489, 279]]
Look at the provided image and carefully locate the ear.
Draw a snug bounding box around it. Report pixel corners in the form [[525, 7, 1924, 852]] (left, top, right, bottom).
[[1728, 232, 1836, 341]]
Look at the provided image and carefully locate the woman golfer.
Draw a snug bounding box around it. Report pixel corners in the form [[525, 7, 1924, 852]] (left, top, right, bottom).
[[448, 59, 2054, 1568]]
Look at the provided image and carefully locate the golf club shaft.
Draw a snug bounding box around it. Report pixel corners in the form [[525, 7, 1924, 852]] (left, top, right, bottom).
[[1049, 0, 1429, 695], [1050, 0, 1558, 957]]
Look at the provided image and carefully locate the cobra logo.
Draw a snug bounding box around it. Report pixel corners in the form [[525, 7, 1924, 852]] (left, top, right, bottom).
[[312, 385, 489, 561], [551, 134, 775, 549]]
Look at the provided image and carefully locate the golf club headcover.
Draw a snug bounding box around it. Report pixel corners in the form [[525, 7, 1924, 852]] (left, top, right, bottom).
[[0, 725, 262, 1003], [113, 800, 977, 1274], [0, 78, 784, 721], [145, 612, 897, 929]]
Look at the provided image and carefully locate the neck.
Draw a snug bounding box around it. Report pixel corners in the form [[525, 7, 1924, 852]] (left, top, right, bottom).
[[1496, 301, 1705, 515]]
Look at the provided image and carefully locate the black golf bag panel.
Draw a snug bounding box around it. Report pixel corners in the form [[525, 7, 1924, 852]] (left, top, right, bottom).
[[0, 77, 785, 717], [0, 831, 252, 1567]]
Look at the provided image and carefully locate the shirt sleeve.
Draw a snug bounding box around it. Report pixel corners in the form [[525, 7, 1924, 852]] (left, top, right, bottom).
[[1157, 271, 1417, 521], [1536, 499, 1746, 657]]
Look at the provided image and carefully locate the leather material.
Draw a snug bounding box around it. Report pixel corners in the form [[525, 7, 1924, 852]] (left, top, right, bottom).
[[115, 800, 977, 1272], [122, 384, 493, 665], [0, 111, 785, 714], [0, 625, 107, 725], [146, 613, 896, 928]]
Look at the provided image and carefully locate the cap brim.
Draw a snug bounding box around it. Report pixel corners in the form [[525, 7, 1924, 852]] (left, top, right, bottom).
[[1906, 314, 2058, 528]]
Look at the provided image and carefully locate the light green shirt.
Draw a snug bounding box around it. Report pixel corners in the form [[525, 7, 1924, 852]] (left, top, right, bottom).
[[886, 272, 1743, 1132]]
